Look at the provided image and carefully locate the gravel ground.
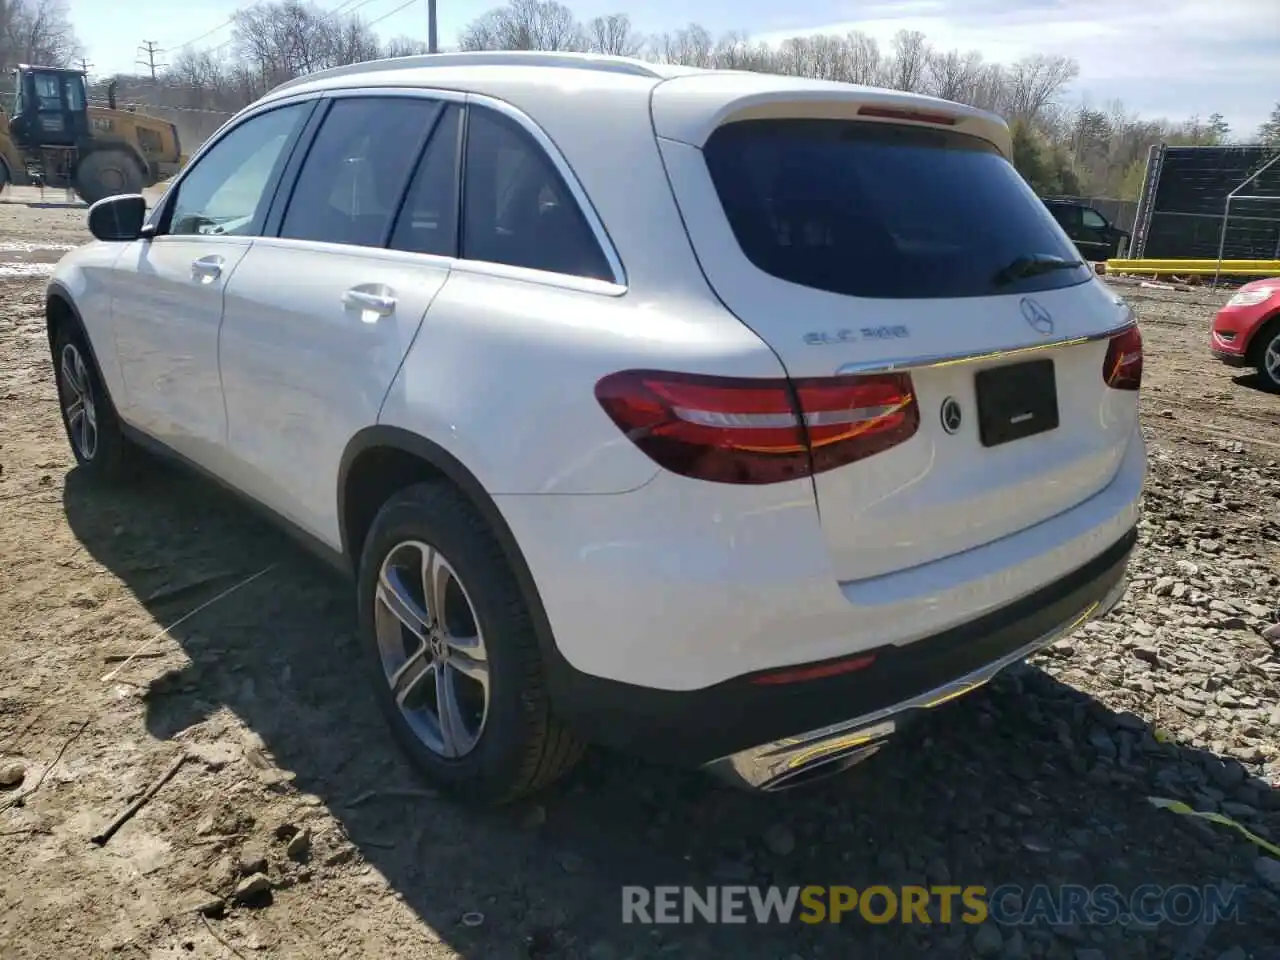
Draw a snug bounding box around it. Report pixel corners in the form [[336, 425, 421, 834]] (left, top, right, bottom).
[[1, 190, 1279, 959]]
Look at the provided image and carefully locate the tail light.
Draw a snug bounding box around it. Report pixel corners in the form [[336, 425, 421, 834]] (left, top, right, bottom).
[[1103, 326, 1143, 390], [593, 369, 919, 484]]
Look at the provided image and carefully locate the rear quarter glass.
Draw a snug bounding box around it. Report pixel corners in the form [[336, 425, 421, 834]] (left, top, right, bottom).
[[702, 119, 1091, 300]]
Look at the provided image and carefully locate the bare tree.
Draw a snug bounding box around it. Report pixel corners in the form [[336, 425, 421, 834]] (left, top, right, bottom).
[[651, 22, 713, 67], [843, 31, 881, 85], [1, 0, 81, 72], [459, 0, 585, 52], [885, 29, 928, 92], [1003, 54, 1079, 123], [585, 13, 641, 56]]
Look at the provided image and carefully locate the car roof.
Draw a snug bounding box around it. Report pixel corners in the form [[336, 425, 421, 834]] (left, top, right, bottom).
[[257, 52, 1011, 157]]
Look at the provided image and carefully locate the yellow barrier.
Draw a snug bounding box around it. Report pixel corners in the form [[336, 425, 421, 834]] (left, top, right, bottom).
[[1104, 259, 1280, 277]]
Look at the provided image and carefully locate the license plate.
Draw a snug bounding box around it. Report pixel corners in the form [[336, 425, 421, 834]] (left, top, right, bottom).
[[973, 359, 1059, 447]]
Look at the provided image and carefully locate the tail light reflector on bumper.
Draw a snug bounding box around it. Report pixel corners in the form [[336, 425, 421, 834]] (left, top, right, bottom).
[[594, 370, 919, 484]]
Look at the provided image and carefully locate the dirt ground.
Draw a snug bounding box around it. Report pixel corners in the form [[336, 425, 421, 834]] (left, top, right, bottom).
[[2, 188, 1279, 960]]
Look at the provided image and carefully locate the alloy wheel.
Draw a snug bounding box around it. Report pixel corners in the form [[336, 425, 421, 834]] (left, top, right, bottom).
[[1264, 332, 1280, 384], [373, 540, 490, 759], [59, 342, 98, 461]]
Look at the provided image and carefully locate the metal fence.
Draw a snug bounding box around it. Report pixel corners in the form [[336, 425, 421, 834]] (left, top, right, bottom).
[[1131, 144, 1280, 261]]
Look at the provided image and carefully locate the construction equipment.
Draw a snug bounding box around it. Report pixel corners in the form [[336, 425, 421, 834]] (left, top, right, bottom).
[[0, 65, 186, 204]]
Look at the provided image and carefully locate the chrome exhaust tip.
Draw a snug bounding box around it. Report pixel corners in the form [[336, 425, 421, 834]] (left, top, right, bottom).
[[756, 742, 884, 792]]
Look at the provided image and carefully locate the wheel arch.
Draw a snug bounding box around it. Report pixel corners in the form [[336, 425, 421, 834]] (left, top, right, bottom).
[[337, 426, 564, 666], [45, 281, 103, 375], [1245, 309, 1280, 368]]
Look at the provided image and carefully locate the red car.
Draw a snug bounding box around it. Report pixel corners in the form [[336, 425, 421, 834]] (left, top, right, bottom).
[[1211, 277, 1280, 391]]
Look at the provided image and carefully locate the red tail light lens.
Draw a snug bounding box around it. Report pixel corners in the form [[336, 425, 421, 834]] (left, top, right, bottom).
[[593, 370, 919, 484], [1103, 326, 1143, 390]]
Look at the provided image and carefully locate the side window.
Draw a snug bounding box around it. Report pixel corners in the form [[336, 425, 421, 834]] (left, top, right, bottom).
[[280, 97, 442, 248], [168, 104, 308, 237], [1081, 208, 1108, 229], [388, 105, 460, 256], [63, 75, 85, 111], [461, 106, 612, 281], [1048, 205, 1078, 230], [33, 73, 61, 111]]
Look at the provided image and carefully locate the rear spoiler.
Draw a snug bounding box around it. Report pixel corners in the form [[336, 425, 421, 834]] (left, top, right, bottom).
[[651, 75, 1012, 160]]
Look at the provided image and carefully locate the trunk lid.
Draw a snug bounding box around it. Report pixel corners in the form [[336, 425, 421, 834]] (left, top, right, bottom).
[[653, 80, 1138, 582]]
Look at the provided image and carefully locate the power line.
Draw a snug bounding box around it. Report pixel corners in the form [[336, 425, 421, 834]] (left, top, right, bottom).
[[136, 41, 166, 79], [163, 0, 427, 64], [170, 17, 237, 53], [367, 0, 418, 28]]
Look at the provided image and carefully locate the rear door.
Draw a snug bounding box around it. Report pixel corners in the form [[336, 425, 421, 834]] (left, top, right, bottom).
[[654, 89, 1138, 582], [217, 94, 458, 545]]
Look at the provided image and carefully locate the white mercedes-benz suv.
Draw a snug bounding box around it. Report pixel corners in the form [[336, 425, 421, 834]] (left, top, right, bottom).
[[46, 52, 1146, 803]]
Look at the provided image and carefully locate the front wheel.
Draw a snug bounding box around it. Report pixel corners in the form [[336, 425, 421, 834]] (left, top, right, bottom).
[[356, 482, 584, 805], [52, 325, 136, 480], [1256, 325, 1280, 393]]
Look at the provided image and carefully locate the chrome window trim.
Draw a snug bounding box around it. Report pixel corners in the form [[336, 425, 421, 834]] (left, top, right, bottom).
[[835, 321, 1136, 376], [172, 85, 628, 289]]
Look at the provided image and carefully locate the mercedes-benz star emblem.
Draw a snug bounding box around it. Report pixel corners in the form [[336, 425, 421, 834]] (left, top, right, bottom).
[[1020, 297, 1054, 336], [940, 397, 963, 435]]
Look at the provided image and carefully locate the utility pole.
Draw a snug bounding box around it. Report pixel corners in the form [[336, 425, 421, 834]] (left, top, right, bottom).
[[136, 41, 166, 80], [427, 0, 438, 53], [78, 58, 92, 75]]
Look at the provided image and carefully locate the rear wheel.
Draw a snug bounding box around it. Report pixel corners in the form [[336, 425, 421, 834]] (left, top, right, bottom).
[[74, 149, 144, 205], [356, 482, 584, 805]]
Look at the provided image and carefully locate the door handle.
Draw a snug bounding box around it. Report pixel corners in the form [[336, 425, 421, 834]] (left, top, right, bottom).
[[342, 289, 396, 317], [191, 256, 223, 283]]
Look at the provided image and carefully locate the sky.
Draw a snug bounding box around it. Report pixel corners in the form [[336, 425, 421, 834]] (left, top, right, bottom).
[[73, 0, 1279, 137]]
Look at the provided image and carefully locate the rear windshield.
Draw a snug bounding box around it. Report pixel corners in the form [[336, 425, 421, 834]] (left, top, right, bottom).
[[703, 119, 1091, 299]]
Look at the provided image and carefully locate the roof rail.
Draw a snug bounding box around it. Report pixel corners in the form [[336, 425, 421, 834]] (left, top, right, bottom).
[[267, 51, 666, 97]]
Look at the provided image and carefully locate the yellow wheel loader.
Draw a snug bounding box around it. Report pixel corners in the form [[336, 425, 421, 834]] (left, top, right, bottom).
[[0, 65, 186, 205]]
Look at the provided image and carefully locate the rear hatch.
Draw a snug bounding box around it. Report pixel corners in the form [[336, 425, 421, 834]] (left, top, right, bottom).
[[653, 77, 1140, 582]]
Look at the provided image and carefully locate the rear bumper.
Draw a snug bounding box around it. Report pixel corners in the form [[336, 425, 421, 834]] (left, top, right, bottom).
[[709, 535, 1132, 789], [545, 525, 1136, 776]]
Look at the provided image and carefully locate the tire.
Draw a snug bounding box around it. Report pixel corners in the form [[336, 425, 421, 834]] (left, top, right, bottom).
[[74, 149, 144, 205], [1252, 320, 1280, 393], [51, 323, 136, 481], [356, 481, 584, 805]]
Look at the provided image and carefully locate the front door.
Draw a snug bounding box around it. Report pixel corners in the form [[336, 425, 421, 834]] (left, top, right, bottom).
[[110, 101, 312, 468], [1078, 207, 1117, 260]]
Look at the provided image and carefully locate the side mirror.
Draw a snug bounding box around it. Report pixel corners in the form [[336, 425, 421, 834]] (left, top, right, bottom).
[[87, 194, 147, 242]]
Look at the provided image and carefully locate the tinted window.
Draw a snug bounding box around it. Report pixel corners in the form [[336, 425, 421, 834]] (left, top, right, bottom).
[[389, 105, 460, 256], [1082, 208, 1107, 229], [1048, 205, 1078, 229], [169, 104, 308, 237], [461, 107, 612, 281], [704, 120, 1091, 299], [281, 97, 441, 248]]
